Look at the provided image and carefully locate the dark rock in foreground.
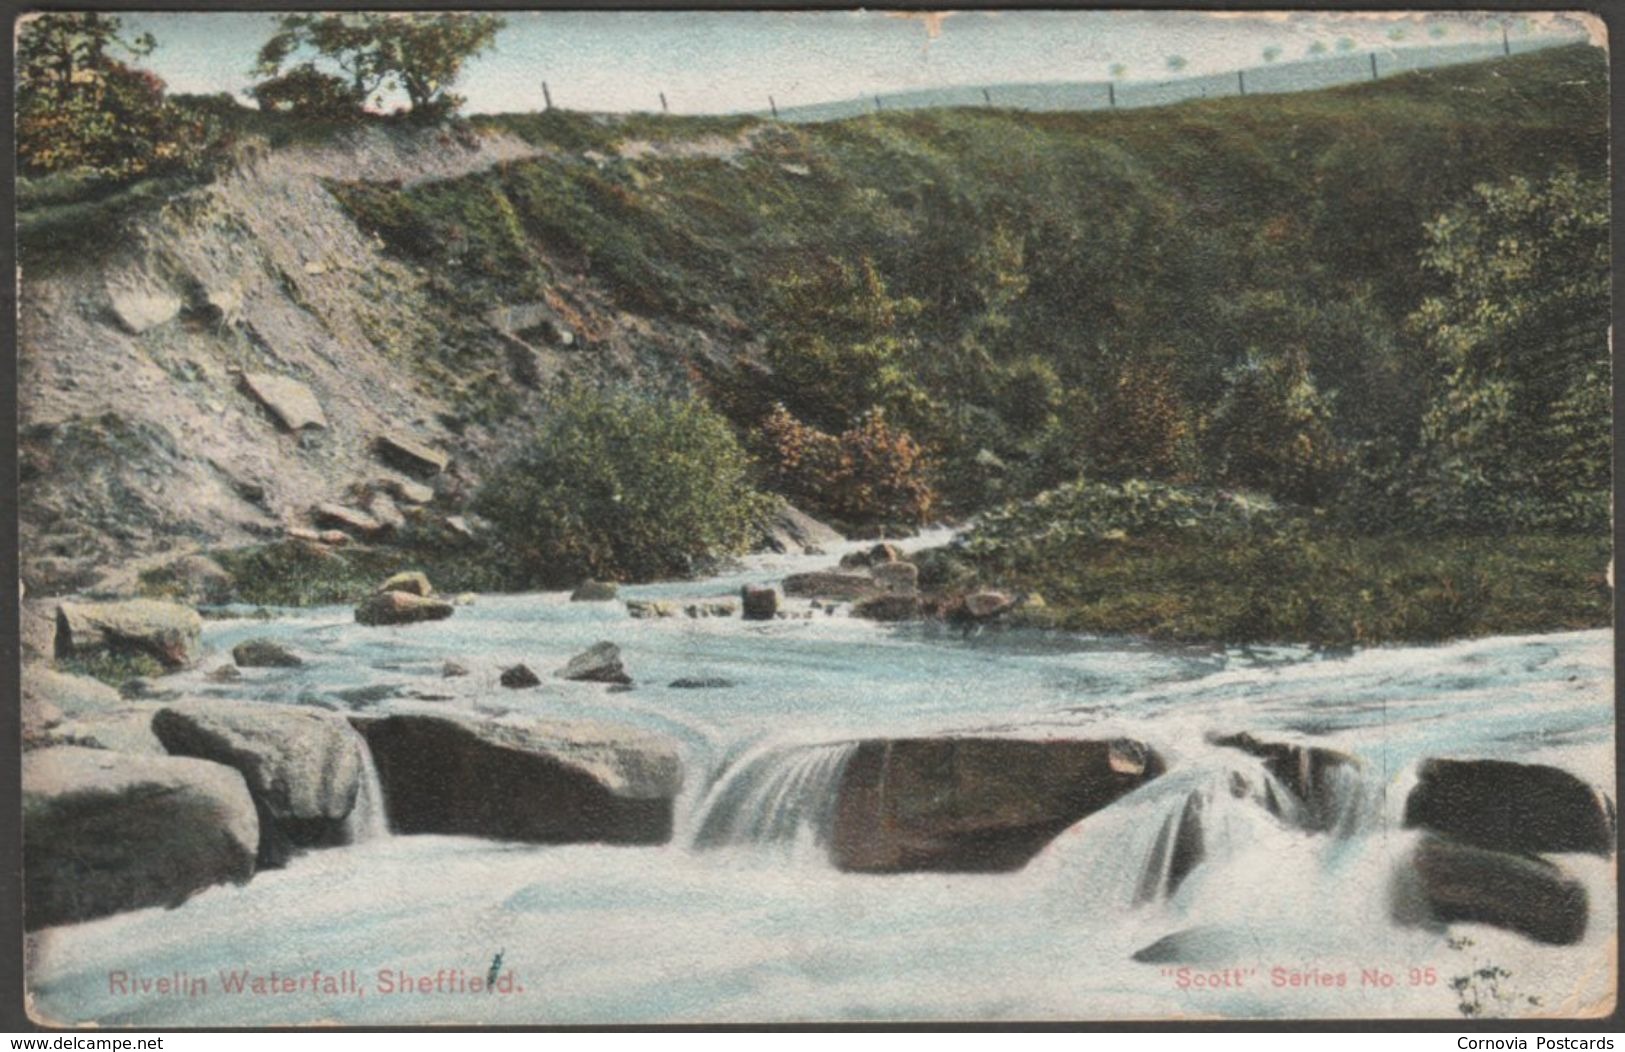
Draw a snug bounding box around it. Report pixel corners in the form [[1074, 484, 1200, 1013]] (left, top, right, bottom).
[[500, 664, 540, 689], [1209, 732, 1360, 832], [1403, 758, 1614, 856], [741, 585, 778, 621], [352, 712, 682, 844], [832, 737, 1163, 873], [354, 590, 454, 627], [23, 746, 258, 929], [557, 642, 632, 685], [232, 638, 303, 668], [55, 599, 203, 670], [1394, 834, 1589, 946]]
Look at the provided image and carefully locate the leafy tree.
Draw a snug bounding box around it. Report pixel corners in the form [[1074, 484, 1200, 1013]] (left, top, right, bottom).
[[17, 13, 205, 179], [255, 13, 503, 121], [1089, 355, 1196, 483], [1407, 170, 1609, 531], [250, 62, 364, 120], [757, 404, 937, 529], [1207, 349, 1344, 504], [474, 389, 772, 584]]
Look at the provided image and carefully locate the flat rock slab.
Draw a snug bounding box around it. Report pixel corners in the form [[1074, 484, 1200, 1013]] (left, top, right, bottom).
[[240, 373, 327, 431], [106, 278, 181, 334], [22, 746, 258, 929], [352, 712, 682, 844], [832, 736, 1164, 873], [55, 599, 203, 670], [313, 503, 382, 536], [355, 590, 454, 627], [374, 434, 450, 476]]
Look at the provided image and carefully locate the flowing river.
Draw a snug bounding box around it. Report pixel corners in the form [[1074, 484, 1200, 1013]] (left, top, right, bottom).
[[25, 533, 1616, 1024]]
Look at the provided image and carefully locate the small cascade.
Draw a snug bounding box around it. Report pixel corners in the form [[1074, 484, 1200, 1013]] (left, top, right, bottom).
[[691, 742, 857, 858], [344, 729, 391, 843]]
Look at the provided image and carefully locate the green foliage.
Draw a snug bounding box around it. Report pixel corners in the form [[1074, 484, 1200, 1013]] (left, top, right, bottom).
[[256, 13, 503, 121], [1207, 349, 1344, 503], [250, 63, 364, 120], [59, 650, 164, 688], [214, 538, 507, 607], [474, 389, 773, 585], [757, 404, 938, 530]]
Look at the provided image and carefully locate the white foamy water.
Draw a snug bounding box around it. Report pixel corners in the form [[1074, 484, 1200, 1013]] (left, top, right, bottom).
[[24, 534, 1616, 1024]]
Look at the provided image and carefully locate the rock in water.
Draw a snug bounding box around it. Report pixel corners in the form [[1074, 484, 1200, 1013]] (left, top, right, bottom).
[[55, 599, 203, 670], [557, 642, 632, 685], [783, 572, 876, 601], [832, 737, 1164, 873], [232, 638, 304, 668], [379, 571, 433, 597], [1403, 758, 1614, 856], [152, 700, 365, 867], [684, 601, 737, 618], [354, 591, 454, 627], [500, 664, 541, 689], [571, 580, 618, 602], [352, 712, 682, 844], [626, 599, 677, 619], [22, 746, 258, 928], [442, 661, 471, 678], [741, 585, 778, 621], [239, 372, 327, 432], [668, 676, 736, 690], [1395, 835, 1589, 945], [851, 594, 921, 622], [870, 560, 919, 596], [962, 590, 1015, 620]]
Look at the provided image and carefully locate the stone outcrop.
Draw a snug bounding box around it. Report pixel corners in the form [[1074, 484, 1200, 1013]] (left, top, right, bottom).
[[832, 737, 1164, 873], [22, 746, 258, 929], [352, 712, 682, 844], [239, 372, 327, 431], [557, 642, 632, 685], [374, 434, 449, 476], [741, 585, 778, 621], [55, 599, 203, 670], [379, 477, 435, 505], [312, 502, 382, 537], [852, 594, 921, 622], [367, 492, 405, 532], [500, 664, 540, 689], [1209, 732, 1360, 832], [152, 700, 365, 867], [783, 572, 877, 601], [232, 638, 304, 668], [106, 277, 182, 335], [1403, 758, 1614, 856], [354, 590, 454, 626], [757, 502, 844, 555], [1395, 835, 1589, 946]]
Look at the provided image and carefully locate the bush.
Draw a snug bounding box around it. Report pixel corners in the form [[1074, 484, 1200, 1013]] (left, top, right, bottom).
[[250, 63, 363, 120], [475, 389, 773, 585], [757, 404, 937, 531]]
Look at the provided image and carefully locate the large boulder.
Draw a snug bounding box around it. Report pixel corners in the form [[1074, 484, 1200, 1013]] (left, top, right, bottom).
[[757, 502, 844, 555], [55, 599, 203, 670], [354, 590, 454, 627], [152, 700, 365, 867], [832, 737, 1164, 873], [23, 665, 121, 722], [240, 372, 327, 432], [1394, 835, 1589, 946], [374, 433, 450, 476], [232, 638, 304, 668], [1209, 732, 1361, 832], [741, 585, 778, 621], [352, 713, 682, 844], [1403, 758, 1614, 856], [22, 747, 258, 929], [851, 594, 922, 622], [783, 572, 877, 601], [557, 642, 632, 685]]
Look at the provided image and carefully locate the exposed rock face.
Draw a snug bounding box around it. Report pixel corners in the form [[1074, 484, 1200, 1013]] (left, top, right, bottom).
[[1209, 732, 1360, 832], [852, 594, 921, 622], [1395, 835, 1589, 946], [152, 700, 364, 868], [1403, 758, 1614, 856], [22, 746, 258, 929], [354, 590, 454, 627], [312, 502, 381, 536], [783, 572, 876, 601], [870, 560, 919, 596], [832, 737, 1164, 873], [240, 372, 327, 432], [55, 599, 203, 670], [374, 434, 449, 476], [741, 585, 778, 621], [571, 580, 618, 601], [500, 664, 540, 689], [232, 638, 304, 668], [367, 492, 405, 533], [557, 642, 632, 685], [106, 278, 181, 335], [626, 599, 677, 619], [352, 713, 682, 844], [380, 477, 435, 505], [379, 571, 433, 597], [757, 502, 844, 555]]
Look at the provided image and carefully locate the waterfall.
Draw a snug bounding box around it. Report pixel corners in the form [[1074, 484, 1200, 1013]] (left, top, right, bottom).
[[344, 729, 391, 843], [690, 742, 856, 858]]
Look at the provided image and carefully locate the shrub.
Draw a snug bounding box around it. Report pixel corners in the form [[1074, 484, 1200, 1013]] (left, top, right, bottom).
[[250, 63, 363, 120], [475, 389, 773, 585], [757, 404, 937, 530]]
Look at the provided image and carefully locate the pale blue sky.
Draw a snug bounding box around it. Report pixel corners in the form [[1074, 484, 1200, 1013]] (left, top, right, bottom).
[[118, 10, 1594, 116]]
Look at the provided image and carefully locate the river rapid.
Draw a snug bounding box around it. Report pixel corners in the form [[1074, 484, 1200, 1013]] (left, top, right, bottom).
[[25, 533, 1616, 1024]]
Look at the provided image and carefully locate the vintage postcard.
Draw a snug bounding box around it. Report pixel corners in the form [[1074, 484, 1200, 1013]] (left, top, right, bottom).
[[13, 8, 1615, 1027]]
